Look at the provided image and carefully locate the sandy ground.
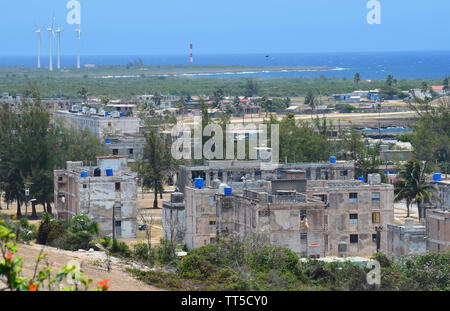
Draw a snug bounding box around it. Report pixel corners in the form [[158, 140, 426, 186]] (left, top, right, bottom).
[[14, 242, 162, 291]]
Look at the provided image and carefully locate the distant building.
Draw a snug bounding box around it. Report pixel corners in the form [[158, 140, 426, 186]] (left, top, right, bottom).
[[174, 159, 392, 257], [104, 135, 145, 163], [431, 86, 447, 96], [54, 156, 138, 238], [54, 110, 141, 138]]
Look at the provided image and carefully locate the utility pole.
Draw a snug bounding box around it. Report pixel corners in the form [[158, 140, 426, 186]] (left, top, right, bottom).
[[24, 184, 30, 218]]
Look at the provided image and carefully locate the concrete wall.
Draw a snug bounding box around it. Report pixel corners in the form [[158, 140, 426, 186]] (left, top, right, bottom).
[[426, 209, 450, 251], [387, 221, 426, 257], [185, 187, 218, 250], [431, 182, 450, 210]]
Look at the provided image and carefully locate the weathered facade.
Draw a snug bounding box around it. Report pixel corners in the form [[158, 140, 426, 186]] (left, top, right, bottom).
[[54, 156, 138, 238], [387, 218, 426, 258], [181, 174, 393, 258], [162, 192, 186, 244], [426, 209, 450, 251], [306, 177, 394, 256], [431, 181, 450, 211], [104, 135, 145, 163]]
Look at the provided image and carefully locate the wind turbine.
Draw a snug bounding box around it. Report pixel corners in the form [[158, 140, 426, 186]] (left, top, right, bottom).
[[35, 28, 41, 68], [47, 18, 55, 71], [74, 27, 81, 69], [55, 25, 64, 70]]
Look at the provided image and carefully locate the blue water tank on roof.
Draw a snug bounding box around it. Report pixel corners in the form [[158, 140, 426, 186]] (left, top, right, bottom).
[[105, 138, 111, 144], [358, 176, 365, 183], [106, 168, 114, 177], [80, 171, 88, 178], [224, 187, 232, 195], [330, 156, 337, 164], [194, 178, 204, 189], [433, 173, 442, 182]]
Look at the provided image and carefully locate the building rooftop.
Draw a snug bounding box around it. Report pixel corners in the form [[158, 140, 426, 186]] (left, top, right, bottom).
[[96, 155, 129, 160]]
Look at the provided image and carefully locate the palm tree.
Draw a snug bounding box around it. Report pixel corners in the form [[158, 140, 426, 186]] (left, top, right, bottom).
[[394, 161, 415, 218], [394, 161, 439, 223]]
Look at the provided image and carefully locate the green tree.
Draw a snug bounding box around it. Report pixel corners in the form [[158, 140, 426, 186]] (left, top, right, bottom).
[[304, 90, 316, 110], [139, 126, 175, 209], [245, 78, 259, 97], [396, 161, 439, 223], [394, 162, 415, 218], [78, 87, 88, 102], [354, 73, 361, 85]]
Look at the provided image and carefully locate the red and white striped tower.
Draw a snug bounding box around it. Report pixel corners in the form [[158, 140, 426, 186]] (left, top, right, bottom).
[[190, 43, 193, 65]]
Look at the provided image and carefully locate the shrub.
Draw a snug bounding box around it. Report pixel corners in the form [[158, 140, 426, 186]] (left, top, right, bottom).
[[36, 213, 99, 251], [153, 239, 177, 265], [109, 239, 131, 257], [132, 243, 149, 261]]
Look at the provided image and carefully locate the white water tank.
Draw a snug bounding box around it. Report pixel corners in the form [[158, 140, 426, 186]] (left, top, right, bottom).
[[218, 183, 228, 195]]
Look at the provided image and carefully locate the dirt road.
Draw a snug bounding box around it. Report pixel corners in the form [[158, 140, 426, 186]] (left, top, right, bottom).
[[15, 242, 163, 291]]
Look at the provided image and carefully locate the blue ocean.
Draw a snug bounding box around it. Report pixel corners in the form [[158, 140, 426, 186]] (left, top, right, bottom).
[[1, 51, 450, 79]]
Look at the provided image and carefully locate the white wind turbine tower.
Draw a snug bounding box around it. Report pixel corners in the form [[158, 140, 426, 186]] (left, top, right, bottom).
[[47, 18, 55, 71], [55, 26, 64, 70], [74, 27, 81, 69], [35, 28, 41, 68]]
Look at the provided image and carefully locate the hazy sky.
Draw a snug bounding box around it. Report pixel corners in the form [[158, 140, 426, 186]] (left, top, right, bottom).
[[1, 0, 450, 56]]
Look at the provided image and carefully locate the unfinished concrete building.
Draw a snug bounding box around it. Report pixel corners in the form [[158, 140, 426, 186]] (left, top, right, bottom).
[[104, 135, 145, 164], [184, 179, 326, 257], [54, 156, 138, 238], [162, 192, 186, 244], [177, 159, 355, 193], [306, 174, 394, 256], [180, 171, 394, 258]]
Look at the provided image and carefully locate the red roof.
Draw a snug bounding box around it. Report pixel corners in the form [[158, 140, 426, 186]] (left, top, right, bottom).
[[432, 85, 444, 91]]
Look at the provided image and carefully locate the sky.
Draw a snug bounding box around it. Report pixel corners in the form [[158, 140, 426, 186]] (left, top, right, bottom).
[[1, 0, 450, 56]]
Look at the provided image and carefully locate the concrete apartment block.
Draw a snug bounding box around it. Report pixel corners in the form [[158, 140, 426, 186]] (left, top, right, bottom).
[[426, 209, 450, 251], [54, 156, 138, 238], [216, 188, 326, 258], [54, 110, 141, 138], [185, 187, 218, 249], [306, 178, 394, 256]]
